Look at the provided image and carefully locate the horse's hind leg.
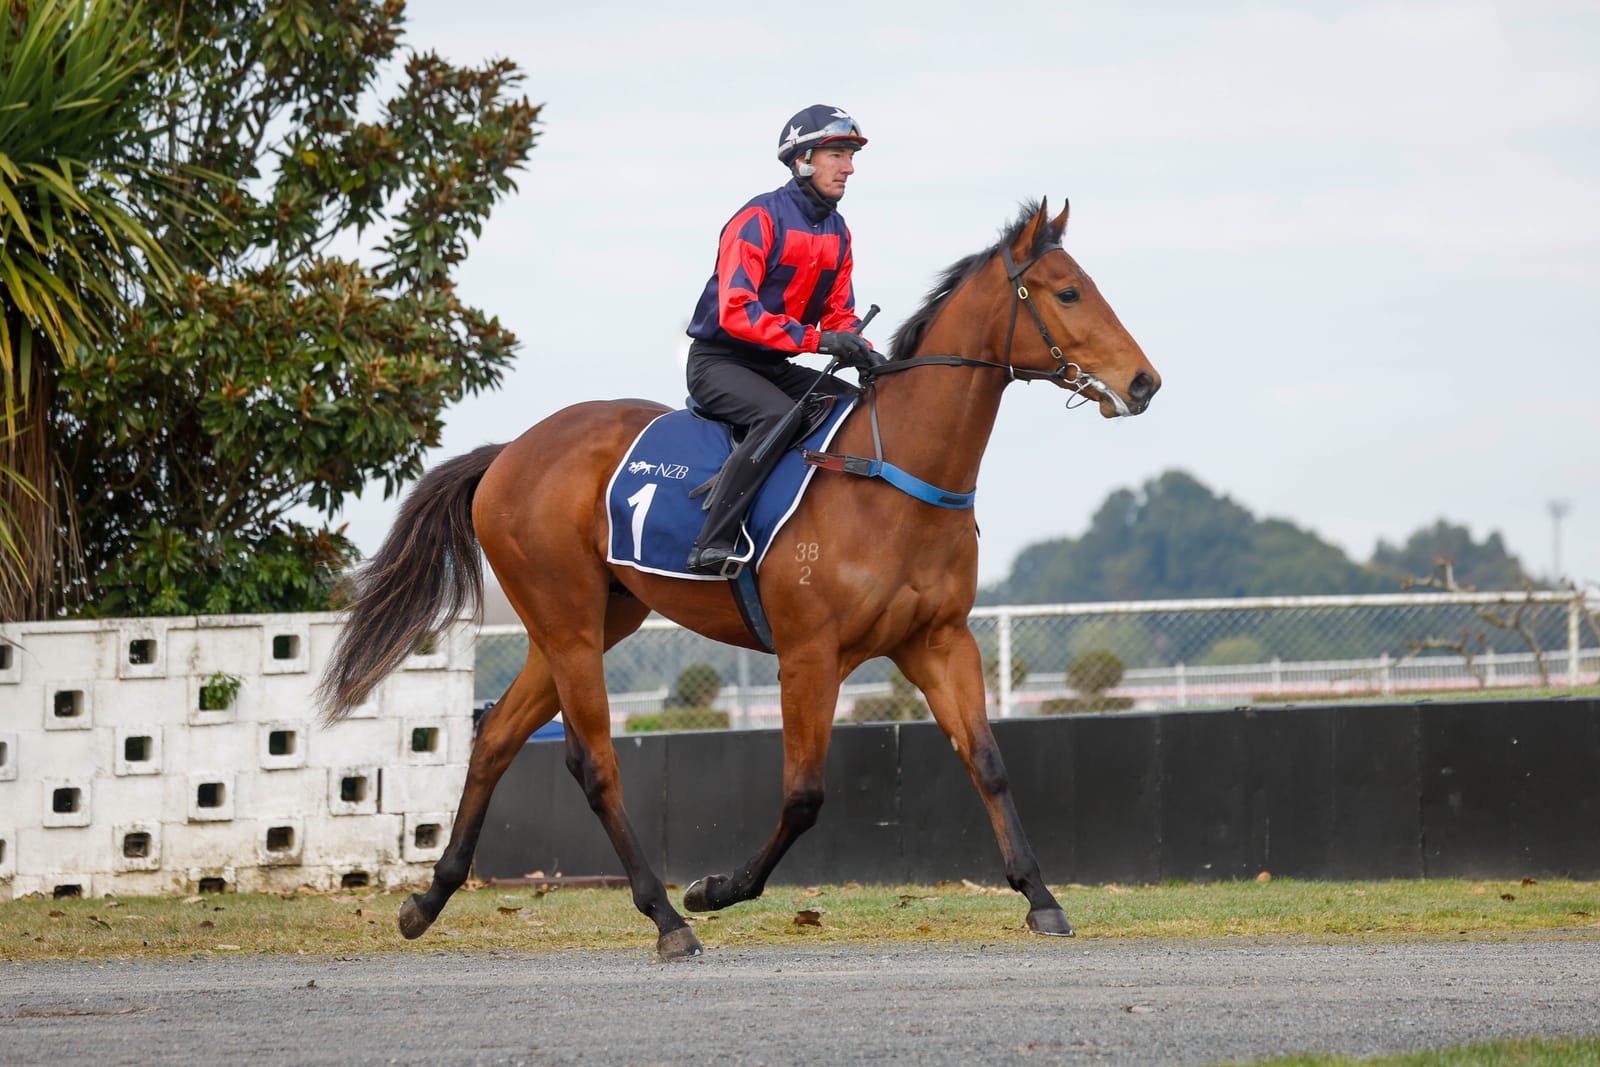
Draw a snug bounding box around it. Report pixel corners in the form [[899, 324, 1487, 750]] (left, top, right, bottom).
[[397, 596, 649, 941], [398, 646, 560, 939], [894, 626, 1074, 937], [556, 647, 703, 960]]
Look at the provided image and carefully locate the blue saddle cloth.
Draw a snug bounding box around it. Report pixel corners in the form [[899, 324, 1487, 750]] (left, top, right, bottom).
[[605, 399, 856, 580]]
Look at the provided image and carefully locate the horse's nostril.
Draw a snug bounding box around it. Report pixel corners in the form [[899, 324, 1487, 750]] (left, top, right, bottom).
[[1130, 371, 1157, 401]]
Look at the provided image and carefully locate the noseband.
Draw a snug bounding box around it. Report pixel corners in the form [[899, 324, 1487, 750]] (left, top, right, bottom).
[[866, 242, 1124, 413]]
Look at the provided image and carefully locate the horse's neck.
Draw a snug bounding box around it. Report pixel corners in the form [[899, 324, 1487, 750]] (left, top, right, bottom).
[[872, 287, 1009, 492]]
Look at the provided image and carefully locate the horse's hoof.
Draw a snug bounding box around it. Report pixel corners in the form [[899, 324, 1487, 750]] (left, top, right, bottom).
[[683, 874, 733, 912], [1027, 907, 1076, 937], [397, 894, 435, 940], [657, 926, 704, 961]]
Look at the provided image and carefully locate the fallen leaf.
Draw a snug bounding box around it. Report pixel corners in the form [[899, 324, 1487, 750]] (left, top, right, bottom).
[[1470, 886, 1487, 895], [302, 980, 317, 989], [916, 924, 932, 933], [1521, 877, 1538, 887], [215, 944, 241, 951], [1125, 1005, 1155, 1014], [1501, 893, 1516, 902], [1106, 884, 1129, 895], [48, 910, 63, 919], [182, 895, 205, 905], [104, 901, 123, 909], [1255, 871, 1272, 884], [199, 920, 215, 929], [88, 915, 111, 930], [794, 909, 824, 927], [497, 907, 518, 916]]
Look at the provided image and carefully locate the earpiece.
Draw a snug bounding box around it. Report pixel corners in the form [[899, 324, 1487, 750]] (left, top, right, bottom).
[[793, 150, 815, 179]]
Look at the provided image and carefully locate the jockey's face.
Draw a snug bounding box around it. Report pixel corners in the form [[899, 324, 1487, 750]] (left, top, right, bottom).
[[806, 146, 857, 199]]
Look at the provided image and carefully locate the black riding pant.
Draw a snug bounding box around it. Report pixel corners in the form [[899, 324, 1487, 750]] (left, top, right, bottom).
[[684, 342, 857, 551]]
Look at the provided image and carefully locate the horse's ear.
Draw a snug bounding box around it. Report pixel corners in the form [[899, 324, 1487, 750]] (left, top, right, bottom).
[[1012, 197, 1052, 256], [1050, 199, 1070, 240]]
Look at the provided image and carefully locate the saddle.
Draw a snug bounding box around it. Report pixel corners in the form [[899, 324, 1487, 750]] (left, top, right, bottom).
[[685, 393, 841, 506]]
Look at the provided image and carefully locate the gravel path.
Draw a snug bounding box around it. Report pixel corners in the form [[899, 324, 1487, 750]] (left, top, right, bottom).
[[4, 937, 1598, 1065]]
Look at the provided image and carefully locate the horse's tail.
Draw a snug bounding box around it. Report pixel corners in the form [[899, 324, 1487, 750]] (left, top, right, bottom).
[[317, 443, 506, 724]]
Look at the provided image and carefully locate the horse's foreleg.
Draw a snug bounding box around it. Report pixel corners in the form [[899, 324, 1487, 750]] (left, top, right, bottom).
[[895, 629, 1074, 937], [684, 660, 838, 913], [398, 649, 560, 940]]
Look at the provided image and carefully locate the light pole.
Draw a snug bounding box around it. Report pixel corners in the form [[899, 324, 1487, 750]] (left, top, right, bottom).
[[1547, 499, 1571, 580]]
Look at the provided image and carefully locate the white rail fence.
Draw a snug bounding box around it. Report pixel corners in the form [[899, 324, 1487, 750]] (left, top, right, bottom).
[[473, 590, 1600, 730]]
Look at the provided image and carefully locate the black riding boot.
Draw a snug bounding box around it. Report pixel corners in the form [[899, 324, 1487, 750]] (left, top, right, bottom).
[[685, 433, 782, 576]]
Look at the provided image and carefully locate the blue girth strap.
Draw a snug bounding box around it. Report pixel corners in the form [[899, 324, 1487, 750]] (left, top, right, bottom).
[[799, 382, 976, 510], [800, 450, 975, 509]]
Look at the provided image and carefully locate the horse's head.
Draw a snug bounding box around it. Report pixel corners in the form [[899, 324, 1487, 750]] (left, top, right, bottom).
[[996, 199, 1160, 417]]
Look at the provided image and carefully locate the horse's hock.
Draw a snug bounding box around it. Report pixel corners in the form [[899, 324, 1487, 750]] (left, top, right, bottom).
[[0, 614, 474, 900]]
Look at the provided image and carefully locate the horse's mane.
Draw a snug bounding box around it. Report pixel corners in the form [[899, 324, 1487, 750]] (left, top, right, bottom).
[[887, 200, 1058, 360]]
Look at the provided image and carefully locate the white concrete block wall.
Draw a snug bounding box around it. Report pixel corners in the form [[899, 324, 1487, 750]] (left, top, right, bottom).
[[0, 613, 473, 900]]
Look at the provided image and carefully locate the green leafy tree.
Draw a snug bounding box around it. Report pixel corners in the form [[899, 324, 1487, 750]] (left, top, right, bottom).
[[1, 0, 197, 619], [1371, 520, 1533, 591], [983, 470, 1423, 605], [47, 0, 539, 616]]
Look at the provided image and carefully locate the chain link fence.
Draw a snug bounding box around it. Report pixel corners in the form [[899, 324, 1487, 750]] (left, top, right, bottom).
[[472, 590, 1600, 732]]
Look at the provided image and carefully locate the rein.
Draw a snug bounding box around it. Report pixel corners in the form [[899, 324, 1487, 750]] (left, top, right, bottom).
[[865, 243, 1117, 410], [802, 242, 1126, 507]]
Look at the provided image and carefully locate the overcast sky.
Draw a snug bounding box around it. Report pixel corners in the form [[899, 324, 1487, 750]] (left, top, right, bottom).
[[319, 0, 1600, 592]]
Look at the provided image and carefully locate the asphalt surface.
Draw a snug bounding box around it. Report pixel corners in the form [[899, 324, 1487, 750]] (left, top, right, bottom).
[[3, 938, 1598, 1065]]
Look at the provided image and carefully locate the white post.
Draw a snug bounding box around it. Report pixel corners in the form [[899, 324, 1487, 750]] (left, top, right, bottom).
[[996, 609, 1014, 719], [1568, 595, 1582, 689], [1175, 661, 1187, 709]]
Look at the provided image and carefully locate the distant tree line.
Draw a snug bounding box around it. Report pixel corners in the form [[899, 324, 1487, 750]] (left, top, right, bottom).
[[979, 470, 1535, 606]]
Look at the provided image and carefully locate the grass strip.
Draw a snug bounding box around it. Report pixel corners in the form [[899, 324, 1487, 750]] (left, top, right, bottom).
[[1235, 1033, 1600, 1065], [2, 876, 1596, 961]]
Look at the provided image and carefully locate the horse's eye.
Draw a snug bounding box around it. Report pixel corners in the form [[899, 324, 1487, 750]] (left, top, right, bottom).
[[1055, 288, 1080, 305]]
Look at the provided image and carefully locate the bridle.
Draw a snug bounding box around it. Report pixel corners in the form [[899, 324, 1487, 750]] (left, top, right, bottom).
[[864, 241, 1128, 415], [799, 237, 1133, 506]]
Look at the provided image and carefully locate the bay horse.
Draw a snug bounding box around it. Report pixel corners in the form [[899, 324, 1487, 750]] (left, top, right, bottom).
[[319, 198, 1160, 959]]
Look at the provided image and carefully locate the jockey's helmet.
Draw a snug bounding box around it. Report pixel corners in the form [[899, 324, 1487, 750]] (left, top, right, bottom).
[[777, 106, 867, 175]]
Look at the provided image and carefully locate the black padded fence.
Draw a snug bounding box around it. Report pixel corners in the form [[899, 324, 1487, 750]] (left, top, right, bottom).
[[474, 698, 1600, 886]]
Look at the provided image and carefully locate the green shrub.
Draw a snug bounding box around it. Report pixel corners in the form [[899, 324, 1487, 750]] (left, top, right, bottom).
[[1036, 695, 1135, 716], [1196, 635, 1268, 666], [624, 706, 730, 733], [984, 654, 1028, 691], [669, 663, 723, 708], [1067, 650, 1125, 696], [660, 706, 730, 730], [846, 670, 929, 723]]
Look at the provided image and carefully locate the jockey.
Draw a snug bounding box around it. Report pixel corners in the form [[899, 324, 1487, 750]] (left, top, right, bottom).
[[684, 104, 877, 575]]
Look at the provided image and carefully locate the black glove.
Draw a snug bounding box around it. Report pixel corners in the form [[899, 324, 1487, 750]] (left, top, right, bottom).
[[817, 330, 876, 370]]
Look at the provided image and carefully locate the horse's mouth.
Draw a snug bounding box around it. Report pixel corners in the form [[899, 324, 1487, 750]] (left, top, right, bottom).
[[1081, 371, 1157, 418], [1076, 374, 1136, 418]]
